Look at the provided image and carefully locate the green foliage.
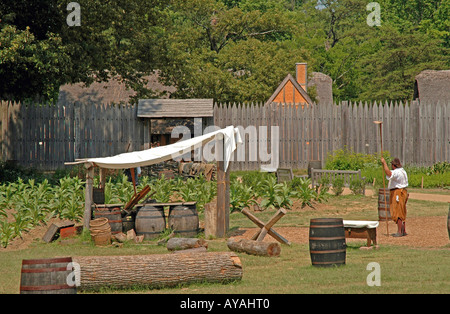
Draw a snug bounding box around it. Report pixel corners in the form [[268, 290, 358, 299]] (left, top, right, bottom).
[[325, 147, 391, 171], [349, 178, 365, 195], [331, 177, 345, 196], [258, 176, 294, 210], [230, 180, 257, 212], [294, 178, 316, 208], [1, 0, 448, 102], [0, 176, 85, 247], [150, 175, 175, 203]]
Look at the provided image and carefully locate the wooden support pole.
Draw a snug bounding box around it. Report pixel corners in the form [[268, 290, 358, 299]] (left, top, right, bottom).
[[215, 134, 230, 238], [99, 168, 107, 190], [84, 165, 94, 230]]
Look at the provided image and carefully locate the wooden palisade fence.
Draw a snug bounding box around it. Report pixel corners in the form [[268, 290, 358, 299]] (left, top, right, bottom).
[[1, 100, 449, 171]]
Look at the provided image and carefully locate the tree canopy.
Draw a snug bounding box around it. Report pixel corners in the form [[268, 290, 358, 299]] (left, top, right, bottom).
[[1, 0, 448, 103]]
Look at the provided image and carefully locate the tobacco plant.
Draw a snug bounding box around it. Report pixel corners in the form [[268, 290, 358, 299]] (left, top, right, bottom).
[[230, 180, 257, 213]]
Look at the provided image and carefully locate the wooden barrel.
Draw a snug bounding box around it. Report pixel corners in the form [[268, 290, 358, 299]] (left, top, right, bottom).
[[94, 207, 122, 234], [309, 218, 346, 267], [378, 188, 392, 221], [168, 205, 199, 237], [135, 205, 166, 239], [20, 257, 77, 294], [93, 188, 105, 204], [122, 214, 135, 233]]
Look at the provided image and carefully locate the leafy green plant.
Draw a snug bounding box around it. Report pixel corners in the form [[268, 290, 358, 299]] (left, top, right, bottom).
[[332, 177, 345, 196], [230, 180, 257, 212], [326, 147, 391, 171], [293, 177, 323, 209], [349, 178, 365, 195], [11, 211, 32, 239], [259, 176, 295, 210], [318, 175, 331, 194], [259, 175, 281, 210], [150, 175, 175, 203], [0, 220, 14, 248]]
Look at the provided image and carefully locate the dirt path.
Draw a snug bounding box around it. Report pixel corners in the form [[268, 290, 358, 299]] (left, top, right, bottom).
[[346, 188, 450, 203], [230, 216, 450, 248]]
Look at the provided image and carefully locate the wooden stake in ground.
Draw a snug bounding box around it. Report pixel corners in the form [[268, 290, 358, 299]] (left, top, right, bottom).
[[72, 252, 242, 291], [374, 120, 389, 236]]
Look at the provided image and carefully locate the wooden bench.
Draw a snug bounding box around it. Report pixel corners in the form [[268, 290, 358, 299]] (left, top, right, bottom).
[[276, 168, 308, 184], [310, 169, 366, 195], [343, 220, 378, 248]]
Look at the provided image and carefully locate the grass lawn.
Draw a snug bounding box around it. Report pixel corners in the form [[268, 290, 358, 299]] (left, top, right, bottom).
[[1, 193, 449, 294]]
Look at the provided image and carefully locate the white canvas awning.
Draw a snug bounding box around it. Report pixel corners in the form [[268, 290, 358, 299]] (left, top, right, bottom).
[[71, 125, 242, 172]]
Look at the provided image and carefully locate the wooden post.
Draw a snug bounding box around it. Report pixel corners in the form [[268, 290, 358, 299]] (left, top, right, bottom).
[[204, 202, 217, 238], [215, 134, 229, 238], [99, 168, 107, 190], [84, 164, 94, 230]]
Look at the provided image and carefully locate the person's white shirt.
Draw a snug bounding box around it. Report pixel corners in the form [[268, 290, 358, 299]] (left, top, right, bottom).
[[386, 167, 408, 189]]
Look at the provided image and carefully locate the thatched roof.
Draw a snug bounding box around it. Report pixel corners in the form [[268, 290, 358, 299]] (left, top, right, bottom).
[[414, 70, 450, 104], [57, 72, 176, 105], [308, 72, 333, 105], [137, 99, 214, 118]]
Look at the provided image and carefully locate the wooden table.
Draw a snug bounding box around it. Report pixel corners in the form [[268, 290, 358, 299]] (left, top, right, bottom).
[[343, 220, 378, 247]]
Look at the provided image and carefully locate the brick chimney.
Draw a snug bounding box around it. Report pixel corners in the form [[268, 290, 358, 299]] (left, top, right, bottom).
[[296, 63, 307, 93]]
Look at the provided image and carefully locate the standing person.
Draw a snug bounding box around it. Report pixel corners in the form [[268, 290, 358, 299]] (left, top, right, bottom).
[[381, 157, 409, 237]]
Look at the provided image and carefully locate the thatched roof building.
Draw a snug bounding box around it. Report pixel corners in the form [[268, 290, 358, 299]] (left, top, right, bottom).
[[308, 72, 333, 105], [413, 70, 450, 104], [58, 71, 175, 105]]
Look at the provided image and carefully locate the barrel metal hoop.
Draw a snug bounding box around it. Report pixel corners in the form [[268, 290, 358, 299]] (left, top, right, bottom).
[[310, 249, 346, 254], [309, 236, 346, 241], [309, 224, 343, 228], [22, 257, 72, 265], [20, 284, 73, 291], [21, 267, 69, 273]]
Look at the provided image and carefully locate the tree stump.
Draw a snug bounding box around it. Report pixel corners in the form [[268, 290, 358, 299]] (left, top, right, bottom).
[[166, 238, 208, 251], [227, 238, 281, 257], [72, 252, 242, 291]]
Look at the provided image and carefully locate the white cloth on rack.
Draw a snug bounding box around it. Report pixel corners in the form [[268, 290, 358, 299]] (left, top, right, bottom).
[[343, 220, 379, 229], [86, 125, 242, 172]]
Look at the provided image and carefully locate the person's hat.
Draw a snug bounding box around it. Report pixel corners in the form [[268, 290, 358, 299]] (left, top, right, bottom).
[[391, 158, 402, 168]]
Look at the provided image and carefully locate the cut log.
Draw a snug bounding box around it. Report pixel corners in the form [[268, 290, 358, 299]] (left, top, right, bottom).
[[72, 252, 242, 290], [166, 238, 208, 251], [171, 247, 207, 254], [227, 238, 281, 257]]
